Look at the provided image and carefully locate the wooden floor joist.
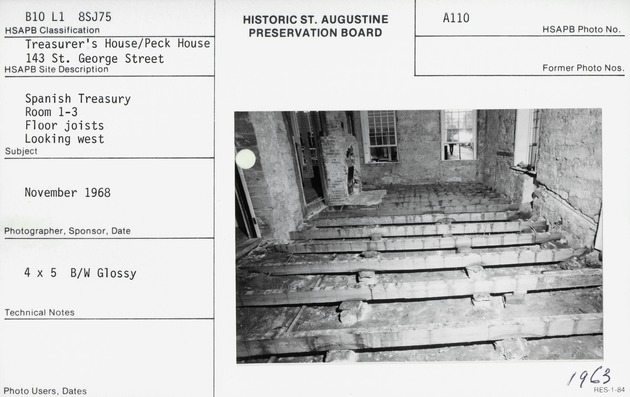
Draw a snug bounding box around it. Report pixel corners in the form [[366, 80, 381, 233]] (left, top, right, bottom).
[[243, 247, 588, 275], [373, 197, 511, 208], [382, 194, 497, 200], [237, 268, 602, 306], [379, 184, 492, 193], [279, 232, 562, 254], [311, 211, 516, 227], [383, 192, 505, 201], [237, 312, 603, 357], [290, 220, 547, 240], [318, 203, 520, 218]]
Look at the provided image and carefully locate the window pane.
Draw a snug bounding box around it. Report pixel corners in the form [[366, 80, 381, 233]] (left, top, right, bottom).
[[444, 143, 475, 160], [443, 110, 476, 161], [459, 129, 474, 142], [369, 146, 399, 162], [370, 147, 389, 162], [460, 143, 475, 160], [446, 129, 458, 141], [464, 113, 474, 129], [366, 110, 399, 162], [390, 146, 398, 161]]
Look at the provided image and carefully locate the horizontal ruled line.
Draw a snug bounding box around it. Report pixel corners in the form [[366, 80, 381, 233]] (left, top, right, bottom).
[[414, 74, 625, 77], [4, 156, 215, 160], [415, 34, 625, 37], [5, 35, 215, 38], [5, 237, 214, 240], [5, 75, 214, 78], [5, 317, 214, 321]]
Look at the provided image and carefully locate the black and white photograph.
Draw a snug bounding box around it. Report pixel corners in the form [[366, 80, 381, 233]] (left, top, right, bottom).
[[235, 109, 602, 363]]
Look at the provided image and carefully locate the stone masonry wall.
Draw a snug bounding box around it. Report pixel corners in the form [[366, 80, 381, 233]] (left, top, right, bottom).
[[480, 109, 525, 203], [533, 109, 602, 248], [234, 112, 304, 242], [320, 112, 361, 205], [357, 110, 481, 188]]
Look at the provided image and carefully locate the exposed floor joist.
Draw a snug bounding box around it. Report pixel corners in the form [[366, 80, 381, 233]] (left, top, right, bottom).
[[237, 312, 603, 357], [237, 268, 602, 306], [310, 211, 517, 227], [242, 247, 587, 275], [376, 183, 493, 193], [380, 191, 502, 199], [279, 232, 562, 254], [319, 203, 520, 218], [290, 220, 547, 240], [371, 197, 511, 207]]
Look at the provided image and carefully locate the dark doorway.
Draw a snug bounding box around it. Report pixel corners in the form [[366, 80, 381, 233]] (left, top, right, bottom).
[[235, 164, 260, 258], [288, 112, 325, 204]]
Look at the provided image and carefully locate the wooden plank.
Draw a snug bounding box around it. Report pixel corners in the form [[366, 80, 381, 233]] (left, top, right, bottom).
[[237, 312, 603, 357], [275, 276, 324, 337], [379, 185, 492, 193], [375, 197, 510, 207], [237, 269, 602, 306], [379, 195, 504, 204], [380, 192, 495, 198], [291, 220, 547, 240], [244, 247, 587, 275], [382, 192, 495, 198], [318, 203, 520, 218], [382, 189, 499, 196], [279, 232, 562, 254], [252, 276, 325, 339], [311, 211, 515, 227]]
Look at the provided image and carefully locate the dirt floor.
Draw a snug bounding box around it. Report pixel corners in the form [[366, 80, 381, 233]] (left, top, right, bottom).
[[239, 334, 603, 363], [236, 287, 603, 363]]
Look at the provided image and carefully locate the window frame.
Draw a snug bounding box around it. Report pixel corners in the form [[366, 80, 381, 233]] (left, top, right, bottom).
[[514, 109, 540, 170], [360, 110, 400, 164], [440, 109, 478, 161], [528, 109, 540, 169]]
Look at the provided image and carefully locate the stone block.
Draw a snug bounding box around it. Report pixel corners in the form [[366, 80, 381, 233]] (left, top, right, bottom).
[[503, 292, 527, 306], [361, 250, 379, 258], [369, 233, 383, 241], [358, 270, 376, 279], [457, 245, 473, 254], [494, 337, 530, 360], [339, 311, 358, 325], [357, 270, 377, 285], [339, 300, 363, 311], [325, 350, 358, 363], [359, 278, 377, 286], [465, 265, 485, 279], [338, 301, 370, 325], [471, 293, 492, 308]]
